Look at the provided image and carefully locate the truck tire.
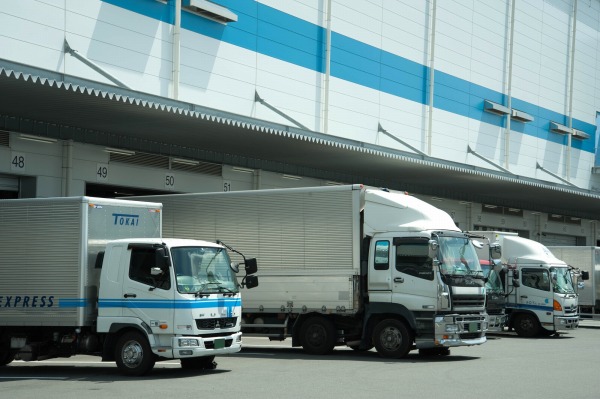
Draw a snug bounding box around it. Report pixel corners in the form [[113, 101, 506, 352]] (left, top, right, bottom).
[[299, 316, 336, 355], [513, 313, 540, 338], [115, 331, 156, 376], [181, 355, 217, 370], [372, 319, 412, 359]]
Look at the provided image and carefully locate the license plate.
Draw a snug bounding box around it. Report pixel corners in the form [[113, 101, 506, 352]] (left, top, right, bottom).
[[468, 323, 477, 333], [214, 339, 225, 349]]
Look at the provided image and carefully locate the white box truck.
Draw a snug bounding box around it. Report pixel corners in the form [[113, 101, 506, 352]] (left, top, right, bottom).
[[547, 246, 597, 316], [470, 232, 579, 337], [0, 196, 257, 376], [135, 185, 489, 358]]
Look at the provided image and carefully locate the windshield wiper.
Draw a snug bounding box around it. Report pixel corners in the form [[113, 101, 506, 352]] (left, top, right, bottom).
[[203, 248, 223, 271], [195, 281, 236, 297]]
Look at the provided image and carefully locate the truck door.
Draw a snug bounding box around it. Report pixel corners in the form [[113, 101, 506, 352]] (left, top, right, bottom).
[[368, 240, 393, 303], [121, 245, 175, 335], [518, 268, 553, 323], [391, 238, 437, 309]]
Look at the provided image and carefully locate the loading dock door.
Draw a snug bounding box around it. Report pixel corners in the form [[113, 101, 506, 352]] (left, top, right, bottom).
[[540, 233, 579, 246], [0, 174, 18, 198]]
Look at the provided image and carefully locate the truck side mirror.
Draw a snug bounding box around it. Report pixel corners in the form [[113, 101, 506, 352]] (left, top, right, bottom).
[[492, 259, 504, 273], [244, 275, 259, 289], [244, 258, 258, 275], [471, 240, 484, 249], [512, 269, 520, 287], [489, 243, 501, 260], [581, 271, 590, 281], [155, 247, 171, 269], [428, 240, 439, 260], [230, 262, 240, 273]]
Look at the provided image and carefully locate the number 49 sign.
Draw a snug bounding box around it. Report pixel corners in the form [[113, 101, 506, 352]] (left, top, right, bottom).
[[96, 163, 109, 181]]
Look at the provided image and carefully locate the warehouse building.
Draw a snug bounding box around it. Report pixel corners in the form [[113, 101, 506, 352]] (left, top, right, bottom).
[[1, 0, 600, 245]]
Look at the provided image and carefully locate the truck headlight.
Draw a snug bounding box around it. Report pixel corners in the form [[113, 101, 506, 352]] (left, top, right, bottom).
[[445, 324, 459, 333], [179, 338, 200, 347]]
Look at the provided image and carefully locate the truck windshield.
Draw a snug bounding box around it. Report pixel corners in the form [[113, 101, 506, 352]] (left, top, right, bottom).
[[437, 236, 482, 276], [170, 246, 239, 295], [481, 263, 504, 293], [550, 267, 575, 294]]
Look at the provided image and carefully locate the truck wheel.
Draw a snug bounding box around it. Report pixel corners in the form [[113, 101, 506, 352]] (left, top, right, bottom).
[[115, 331, 155, 376], [372, 319, 412, 359], [513, 314, 540, 338], [181, 356, 217, 370], [299, 316, 336, 355]]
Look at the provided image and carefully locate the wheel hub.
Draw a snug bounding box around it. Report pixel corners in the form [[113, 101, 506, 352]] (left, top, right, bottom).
[[381, 327, 401, 350], [122, 341, 143, 367]]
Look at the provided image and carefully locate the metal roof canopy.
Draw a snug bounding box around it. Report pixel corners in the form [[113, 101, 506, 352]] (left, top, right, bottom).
[[1, 60, 599, 220]]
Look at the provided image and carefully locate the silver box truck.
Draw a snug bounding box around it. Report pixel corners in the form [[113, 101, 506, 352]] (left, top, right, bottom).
[[135, 185, 489, 358]]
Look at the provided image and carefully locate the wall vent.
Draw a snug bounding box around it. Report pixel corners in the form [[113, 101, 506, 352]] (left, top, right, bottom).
[[0, 130, 10, 147], [110, 153, 169, 169], [110, 152, 221, 176]]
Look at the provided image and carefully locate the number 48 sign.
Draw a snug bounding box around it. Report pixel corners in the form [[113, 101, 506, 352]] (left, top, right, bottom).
[[11, 152, 26, 171]]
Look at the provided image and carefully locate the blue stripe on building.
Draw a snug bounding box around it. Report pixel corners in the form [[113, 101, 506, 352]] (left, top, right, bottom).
[[100, 0, 596, 152]]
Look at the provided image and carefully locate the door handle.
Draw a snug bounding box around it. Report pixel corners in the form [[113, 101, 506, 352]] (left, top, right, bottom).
[[124, 293, 137, 298], [520, 295, 527, 298], [394, 277, 404, 283]]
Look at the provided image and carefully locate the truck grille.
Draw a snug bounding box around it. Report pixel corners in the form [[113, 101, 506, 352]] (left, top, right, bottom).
[[455, 315, 485, 336], [452, 295, 485, 308], [196, 317, 237, 330], [564, 304, 578, 315]]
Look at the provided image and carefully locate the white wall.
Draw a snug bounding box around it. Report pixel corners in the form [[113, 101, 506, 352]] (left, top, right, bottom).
[[1, 0, 598, 190]]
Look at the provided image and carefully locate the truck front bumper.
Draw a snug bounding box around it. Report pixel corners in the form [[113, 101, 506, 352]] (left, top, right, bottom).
[[487, 313, 508, 332], [553, 315, 579, 332], [158, 332, 243, 359], [431, 313, 488, 348]]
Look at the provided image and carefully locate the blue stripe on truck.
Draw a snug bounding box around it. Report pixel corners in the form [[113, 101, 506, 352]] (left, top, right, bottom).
[[98, 298, 241, 309]]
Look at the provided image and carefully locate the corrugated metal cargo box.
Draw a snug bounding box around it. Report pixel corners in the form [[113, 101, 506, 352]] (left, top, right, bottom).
[[133, 185, 362, 313], [0, 197, 162, 327]]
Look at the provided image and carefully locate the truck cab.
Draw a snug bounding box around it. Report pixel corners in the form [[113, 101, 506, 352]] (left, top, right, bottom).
[[471, 231, 579, 337], [506, 255, 578, 336], [367, 230, 488, 355], [96, 238, 256, 375]]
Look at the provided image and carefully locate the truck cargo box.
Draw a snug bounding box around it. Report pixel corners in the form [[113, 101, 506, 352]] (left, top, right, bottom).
[[136, 185, 362, 314], [548, 246, 600, 311], [0, 197, 162, 327]]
